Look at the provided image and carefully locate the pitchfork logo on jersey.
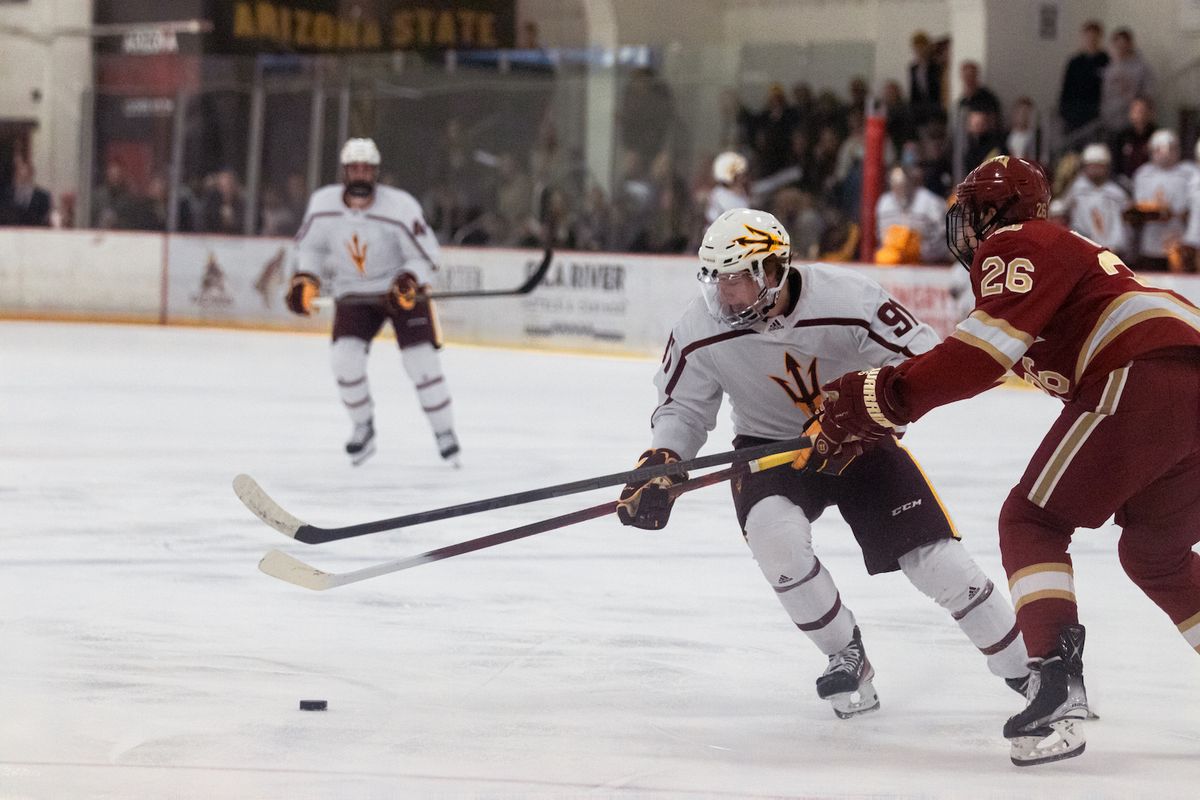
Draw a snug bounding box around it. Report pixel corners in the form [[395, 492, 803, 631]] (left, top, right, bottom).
[[346, 233, 368, 273], [769, 352, 821, 414]]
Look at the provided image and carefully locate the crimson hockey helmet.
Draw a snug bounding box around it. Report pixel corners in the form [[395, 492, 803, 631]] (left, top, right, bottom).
[[947, 155, 1051, 269], [697, 208, 792, 329]]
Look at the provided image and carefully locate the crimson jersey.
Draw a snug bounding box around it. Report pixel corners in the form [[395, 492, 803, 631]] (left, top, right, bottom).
[[898, 219, 1200, 418]]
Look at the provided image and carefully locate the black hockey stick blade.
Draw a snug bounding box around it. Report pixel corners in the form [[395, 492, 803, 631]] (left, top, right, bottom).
[[234, 436, 809, 544], [428, 247, 552, 300], [259, 459, 761, 590]]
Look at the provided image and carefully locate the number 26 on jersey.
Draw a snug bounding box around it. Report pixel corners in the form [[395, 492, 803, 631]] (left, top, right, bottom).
[[979, 257, 1035, 297]]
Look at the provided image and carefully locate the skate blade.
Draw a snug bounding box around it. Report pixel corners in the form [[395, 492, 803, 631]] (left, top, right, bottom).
[[1009, 719, 1086, 766], [349, 440, 377, 466], [830, 682, 880, 720]]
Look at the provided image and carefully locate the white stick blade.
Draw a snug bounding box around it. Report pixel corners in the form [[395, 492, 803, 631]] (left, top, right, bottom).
[[233, 474, 305, 537], [258, 549, 335, 591]]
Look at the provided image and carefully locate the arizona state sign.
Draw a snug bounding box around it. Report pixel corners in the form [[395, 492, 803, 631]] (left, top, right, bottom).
[[209, 0, 515, 53]]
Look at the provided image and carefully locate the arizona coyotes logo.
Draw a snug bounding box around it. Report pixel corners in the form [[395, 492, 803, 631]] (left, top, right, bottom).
[[769, 352, 821, 415], [734, 224, 785, 256], [346, 233, 368, 274]]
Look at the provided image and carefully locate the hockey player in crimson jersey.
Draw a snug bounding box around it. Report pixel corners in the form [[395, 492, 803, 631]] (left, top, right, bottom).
[[815, 155, 1200, 766], [286, 138, 460, 466], [616, 208, 1030, 720]]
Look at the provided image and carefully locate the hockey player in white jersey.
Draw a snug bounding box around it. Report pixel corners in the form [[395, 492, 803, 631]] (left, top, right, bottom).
[[617, 208, 1029, 719], [1065, 143, 1132, 257], [286, 138, 459, 466]]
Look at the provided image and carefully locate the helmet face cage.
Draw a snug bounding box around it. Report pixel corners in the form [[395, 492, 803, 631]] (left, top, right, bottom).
[[698, 254, 790, 328]]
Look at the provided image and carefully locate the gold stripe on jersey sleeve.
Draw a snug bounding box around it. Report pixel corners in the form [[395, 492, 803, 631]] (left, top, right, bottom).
[[950, 329, 1016, 368], [1074, 291, 1200, 383], [970, 309, 1036, 347]]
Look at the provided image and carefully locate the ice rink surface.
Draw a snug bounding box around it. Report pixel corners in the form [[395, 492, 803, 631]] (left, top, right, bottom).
[[2, 320, 1198, 800]]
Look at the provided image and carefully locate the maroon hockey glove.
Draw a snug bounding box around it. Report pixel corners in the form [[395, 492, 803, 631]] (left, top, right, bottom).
[[285, 273, 320, 316], [387, 272, 421, 314], [617, 448, 686, 530], [819, 366, 907, 443]]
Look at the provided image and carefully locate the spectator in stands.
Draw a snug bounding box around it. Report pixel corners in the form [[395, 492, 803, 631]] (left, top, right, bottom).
[[1101, 28, 1154, 131], [750, 83, 799, 177], [199, 168, 246, 234], [957, 61, 1002, 123], [1058, 20, 1109, 135], [874, 165, 948, 264], [1065, 143, 1132, 257], [494, 152, 535, 244], [258, 184, 297, 237], [1131, 129, 1191, 271], [881, 80, 917, 153], [0, 156, 51, 226], [1005, 97, 1040, 161], [917, 117, 954, 197], [618, 67, 677, 166], [790, 82, 814, 127], [92, 160, 132, 229], [961, 109, 1006, 176], [1110, 95, 1158, 181], [908, 31, 944, 123]]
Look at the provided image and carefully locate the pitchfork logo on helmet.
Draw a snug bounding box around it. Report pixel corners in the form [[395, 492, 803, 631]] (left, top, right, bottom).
[[698, 208, 793, 329], [946, 155, 1051, 269]]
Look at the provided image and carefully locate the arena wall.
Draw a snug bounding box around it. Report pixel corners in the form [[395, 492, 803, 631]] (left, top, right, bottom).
[[6, 228, 1200, 358]]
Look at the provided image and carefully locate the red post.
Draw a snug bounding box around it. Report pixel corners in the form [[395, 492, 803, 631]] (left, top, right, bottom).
[[858, 112, 887, 263]]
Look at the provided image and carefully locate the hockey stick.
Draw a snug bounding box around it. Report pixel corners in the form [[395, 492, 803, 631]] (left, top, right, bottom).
[[258, 448, 801, 590], [312, 247, 552, 310], [234, 436, 810, 544]]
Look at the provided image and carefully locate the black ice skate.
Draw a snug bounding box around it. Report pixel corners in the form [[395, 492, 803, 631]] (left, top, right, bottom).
[[436, 430, 461, 468], [345, 420, 376, 466], [1004, 624, 1089, 767], [815, 626, 879, 719]]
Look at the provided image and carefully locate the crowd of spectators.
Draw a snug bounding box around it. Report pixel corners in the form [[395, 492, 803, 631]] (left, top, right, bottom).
[[6, 18, 1198, 272]]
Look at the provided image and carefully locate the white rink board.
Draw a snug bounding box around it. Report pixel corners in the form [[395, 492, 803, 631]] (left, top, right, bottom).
[[6, 227, 1200, 355], [0, 228, 163, 316]]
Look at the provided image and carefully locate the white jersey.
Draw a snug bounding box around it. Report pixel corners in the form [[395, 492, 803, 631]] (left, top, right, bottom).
[[295, 184, 440, 298], [1066, 174, 1132, 255], [1131, 162, 1191, 257], [1186, 172, 1200, 248], [650, 264, 940, 457], [875, 186, 948, 263], [706, 184, 751, 225]]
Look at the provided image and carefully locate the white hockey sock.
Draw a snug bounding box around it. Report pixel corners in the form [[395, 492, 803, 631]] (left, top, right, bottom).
[[745, 496, 857, 655], [401, 343, 454, 434], [331, 337, 373, 425], [898, 539, 1029, 679]]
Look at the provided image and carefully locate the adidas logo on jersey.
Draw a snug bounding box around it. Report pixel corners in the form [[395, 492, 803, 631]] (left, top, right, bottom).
[[767, 318, 785, 332]]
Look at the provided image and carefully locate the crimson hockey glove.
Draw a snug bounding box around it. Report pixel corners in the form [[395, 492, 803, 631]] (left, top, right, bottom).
[[821, 366, 907, 439], [617, 448, 686, 530], [387, 272, 421, 314], [285, 273, 320, 316], [792, 417, 865, 476]]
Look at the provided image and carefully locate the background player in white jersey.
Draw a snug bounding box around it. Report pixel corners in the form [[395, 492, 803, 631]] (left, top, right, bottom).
[[1129, 129, 1191, 271], [617, 208, 1029, 718], [285, 138, 459, 466], [1065, 143, 1132, 258]]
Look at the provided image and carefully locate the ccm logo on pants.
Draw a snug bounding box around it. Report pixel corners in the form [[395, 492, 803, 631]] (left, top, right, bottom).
[[892, 499, 922, 516]]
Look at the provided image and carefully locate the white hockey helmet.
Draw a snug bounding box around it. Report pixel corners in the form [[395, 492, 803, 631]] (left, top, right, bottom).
[[712, 151, 748, 184], [697, 208, 792, 329], [340, 137, 381, 166], [1080, 143, 1111, 165]]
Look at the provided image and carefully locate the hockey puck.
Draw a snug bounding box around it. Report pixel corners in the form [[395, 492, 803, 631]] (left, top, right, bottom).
[[299, 699, 327, 711]]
